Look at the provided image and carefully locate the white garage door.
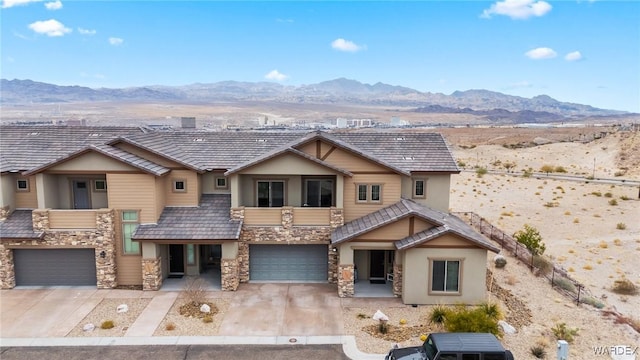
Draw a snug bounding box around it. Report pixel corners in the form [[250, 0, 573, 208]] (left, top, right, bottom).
[[14, 249, 97, 286], [249, 244, 328, 282]]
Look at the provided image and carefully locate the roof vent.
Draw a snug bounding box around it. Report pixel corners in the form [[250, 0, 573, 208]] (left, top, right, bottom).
[[89, 133, 102, 137], [402, 156, 415, 160], [28, 132, 40, 136], [255, 139, 268, 142], [193, 138, 205, 142], [395, 137, 406, 141]]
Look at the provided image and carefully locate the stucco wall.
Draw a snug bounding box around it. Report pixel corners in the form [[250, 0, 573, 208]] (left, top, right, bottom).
[[0, 174, 16, 214], [401, 174, 452, 213], [402, 247, 488, 305]]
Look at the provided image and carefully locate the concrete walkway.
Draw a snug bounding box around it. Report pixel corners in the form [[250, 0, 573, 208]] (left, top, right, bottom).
[[124, 292, 178, 337]]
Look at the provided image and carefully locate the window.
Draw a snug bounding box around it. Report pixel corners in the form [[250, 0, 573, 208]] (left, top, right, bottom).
[[355, 184, 383, 203], [413, 178, 426, 199], [462, 354, 481, 360], [186, 244, 195, 265], [305, 178, 334, 207], [215, 176, 228, 189], [431, 259, 460, 293], [173, 179, 186, 192], [16, 179, 29, 191], [94, 179, 107, 192], [257, 180, 285, 207], [122, 211, 140, 255]]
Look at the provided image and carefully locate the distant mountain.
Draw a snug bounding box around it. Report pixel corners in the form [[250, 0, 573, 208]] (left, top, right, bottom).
[[0, 78, 627, 118]]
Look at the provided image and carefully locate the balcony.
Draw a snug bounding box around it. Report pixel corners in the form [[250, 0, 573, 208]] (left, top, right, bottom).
[[32, 208, 114, 231], [234, 206, 343, 228]]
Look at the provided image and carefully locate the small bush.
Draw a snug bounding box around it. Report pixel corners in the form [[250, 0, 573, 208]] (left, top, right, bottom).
[[612, 277, 638, 295], [356, 313, 368, 319], [530, 345, 546, 359], [378, 321, 388, 334], [616, 223, 627, 230], [598, 240, 608, 248], [443, 305, 500, 337], [457, 160, 466, 168], [580, 296, 605, 309], [532, 255, 553, 276], [544, 201, 559, 208], [604, 192, 613, 198], [514, 224, 546, 256], [620, 195, 631, 201], [540, 165, 554, 174], [591, 191, 602, 197], [552, 278, 577, 294], [573, 218, 579, 224], [614, 171, 625, 177], [429, 305, 449, 324], [608, 199, 618, 206], [183, 277, 207, 306], [100, 320, 115, 329], [476, 167, 488, 178], [551, 322, 579, 343], [165, 322, 176, 331], [203, 314, 213, 323], [554, 166, 567, 173], [479, 301, 502, 320]]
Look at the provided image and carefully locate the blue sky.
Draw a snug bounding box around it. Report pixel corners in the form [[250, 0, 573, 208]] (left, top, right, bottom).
[[1, 0, 639, 112]]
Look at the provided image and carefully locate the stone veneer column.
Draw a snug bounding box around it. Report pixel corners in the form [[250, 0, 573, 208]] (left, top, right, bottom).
[[281, 207, 293, 229], [337, 264, 355, 297], [392, 263, 403, 297], [237, 240, 249, 283], [0, 246, 16, 289], [0, 206, 10, 221], [328, 248, 338, 284], [95, 209, 117, 289], [142, 258, 162, 290], [230, 207, 245, 221], [221, 258, 240, 291], [31, 209, 49, 232], [330, 208, 344, 228]]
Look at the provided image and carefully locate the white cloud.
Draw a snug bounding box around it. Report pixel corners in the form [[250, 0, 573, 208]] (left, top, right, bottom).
[[109, 37, 124, 46], [264, 69, 289, 81], [525, 47, 557, 59], [28, 19, 71, 37], [564, 51, 583, 61], [331, 38, 365, 52], [78, 28, 96, 35], [44, 0, 61, 10], [481, 0, 552, 20], [1, 0, 41, 8]]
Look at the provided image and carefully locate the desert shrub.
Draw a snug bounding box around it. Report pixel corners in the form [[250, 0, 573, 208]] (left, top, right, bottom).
[[522, 169, 532, 178], [580, 296, 605, 309], [429, 305, 449, 325], [598, 240, 608, 248], [378, 321, 388, 334], [540, 165, 554, 174], [612, 277, 638, 295], [583, 264, 593, 270], [554, 166, 567, 173], [608, 199, 618, 206], [530, 345, 546, 359], [614, 171, 625, 177], [100, 320, 115, 329], [356, 313, 368, 319], [183, 277, 206, 305], [532, 255, 552, 276], [551, 322, 578, 343], [165, 322, 176, 331], [457, 160, 466, 168], [202, 314, 213, 323], [503, 161, 516, 172], [479, 301, 502, 320], [620, 195, 630, 201], [552, 278, 577, 294], [591, 191, 602, 197], [616, 222, 627, 230], [573, 218, 579, 223], [494, 256, 507, 268], [544, 201, 559, 208], [443, 305, 500, 337], [613, 239, 622, 246], [476, 167, 487, 178], [604, 192, 613, 198], [514, 224, 546, 256]]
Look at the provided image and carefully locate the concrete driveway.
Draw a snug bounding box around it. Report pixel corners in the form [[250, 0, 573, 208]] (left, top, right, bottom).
[[218, 283, 344, 336]]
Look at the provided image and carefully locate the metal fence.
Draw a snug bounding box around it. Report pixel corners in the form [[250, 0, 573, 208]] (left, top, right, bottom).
[[452, 211, 597, 307]]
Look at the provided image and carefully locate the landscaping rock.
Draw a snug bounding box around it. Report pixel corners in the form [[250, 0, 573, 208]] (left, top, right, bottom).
[[82, 323, 95, 332], [498, 320, 516, 334], [373, 310, 389, 322], [116, 304, 128, 313], [200, 304, 211, 313]]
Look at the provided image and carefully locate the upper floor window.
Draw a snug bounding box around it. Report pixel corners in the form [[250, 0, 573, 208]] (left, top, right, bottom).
[[215, 176, 228, 189], [94, 179, 107, 192], [356, 183, 383, 203], [173, 179, 187, 192], [122, 210, 140, 255], [16, 179, 29, 192], [257, 180, 285, 207], [431, 259, 460, 293], [304, 178, 334, 207], [413, 178, 426, 199]]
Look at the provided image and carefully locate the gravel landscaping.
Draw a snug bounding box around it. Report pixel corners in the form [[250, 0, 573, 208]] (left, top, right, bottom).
[[67, 298, 151, 337], [153, 297, 229, 336]]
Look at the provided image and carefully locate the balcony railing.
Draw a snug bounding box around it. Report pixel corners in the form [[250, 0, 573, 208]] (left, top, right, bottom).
[[239, 206, 339, 227], [292, 207, 331, 226], [243, 208, 282, 226]]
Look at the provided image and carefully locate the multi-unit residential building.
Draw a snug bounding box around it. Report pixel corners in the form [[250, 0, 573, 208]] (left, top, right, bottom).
[[0, 125, 498, 304]]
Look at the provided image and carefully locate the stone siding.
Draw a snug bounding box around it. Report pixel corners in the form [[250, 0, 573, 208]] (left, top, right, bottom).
[[0, 209, 117, 289], [337, 264, 355, 297], [0, 206, 10, 221], [142, 258, 162, 291], [392, 263, 403, 297], [221, 258, 240, 291]]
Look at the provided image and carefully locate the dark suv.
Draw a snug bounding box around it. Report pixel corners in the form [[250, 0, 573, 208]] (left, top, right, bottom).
[[385, 333, 515, 360]]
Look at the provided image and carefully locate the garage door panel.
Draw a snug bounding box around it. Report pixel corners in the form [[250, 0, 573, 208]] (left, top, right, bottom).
[[250, 244, 328, 282], [14, 249, 97, 286]]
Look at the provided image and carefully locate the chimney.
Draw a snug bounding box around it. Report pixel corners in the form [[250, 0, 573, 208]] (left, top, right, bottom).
[[181, 117, 196, 129]]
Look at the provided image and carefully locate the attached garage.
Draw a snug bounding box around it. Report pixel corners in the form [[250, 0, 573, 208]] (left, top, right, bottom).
[[249, 244, 328, 282], [14, 249, 97, 286]]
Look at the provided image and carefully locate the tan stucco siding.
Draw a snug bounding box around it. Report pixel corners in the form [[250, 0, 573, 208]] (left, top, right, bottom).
[[402, 247, 488, 305], [201, 172, 230, 194], [114, 142, 184, 168], [401, 174, 452, 213], [155, 176, 167, 220], [343, 174, 401, 222], [114, 209, 143, 285], [417, 234, 477, 247], [15, 176, 37, 209], [165, 170, 199, 207], [0, 174, 16, 211], [106, 173, 157, 223], [48, 152, 139, 172], [413, 217, 436, 233], [239, 153, 340, 175], [355, 217, 411, 240]]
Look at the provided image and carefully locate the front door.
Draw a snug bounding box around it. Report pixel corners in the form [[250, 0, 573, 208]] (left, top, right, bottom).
[[169, 245, 184, 274], [369, 250, 386, 279], [72, 180, 91, 209]]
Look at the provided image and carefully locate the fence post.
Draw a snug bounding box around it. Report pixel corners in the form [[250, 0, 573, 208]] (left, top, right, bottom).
[[489, 225, 493, 240], [551, 268, 555, 287], [501, 232, 504, 249], [515, 242, 518, 257], [576, 285, 582, 306]]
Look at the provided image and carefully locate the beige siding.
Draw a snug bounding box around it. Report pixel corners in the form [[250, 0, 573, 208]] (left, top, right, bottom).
[[114, 209, 143, 285], [297, 141, 317, 158], [114, 142, 184, 168], [106, 173, 157, 223], [49, 152, 138, 172], [165, 170, 199, 207], [239, 153, 338, 175], [402, 247, 488, 305], [401, 174, 452, 213], [418, 233, 476, 247], [243, 208, 281, 225], [1, 174, 16, 211], [413, 217, 436, 234], [343, 174, 402, 222], [155, 176, 167, 220], [292, 207, 331, 226], [356, 217, 411, 240], [15, 176, 37, 209], [49, 210, 96, 229], [201, 172, 231, 194]]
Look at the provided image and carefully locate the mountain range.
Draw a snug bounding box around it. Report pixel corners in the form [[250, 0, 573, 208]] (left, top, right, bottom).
[[0, 78, 629, 119]]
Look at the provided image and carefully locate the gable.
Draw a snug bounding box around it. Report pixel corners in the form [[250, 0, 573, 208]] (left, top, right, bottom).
[[48, 152, 140, 172], [297, 139, 395, 173], [416, 233, 484, 248], [354, 216, 438, 241], [114, 142, 184, 168], [232, 152, 342, 175]]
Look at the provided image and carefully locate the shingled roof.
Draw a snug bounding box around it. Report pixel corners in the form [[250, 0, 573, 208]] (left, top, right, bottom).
[[331, 199, 499, 252], [133, 194, 241, 241], [0, 210, 44, 240]]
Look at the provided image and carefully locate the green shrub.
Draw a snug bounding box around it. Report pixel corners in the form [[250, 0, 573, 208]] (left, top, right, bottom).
[[457, 160, 466, 168], [429, 305, 449, 324], [378, 321, 388, 334], [617, 222, 627, 230], [530, 345, 546, 359], [356, 313, 369, 319], [551, 322, 578, 343], [540, 165, 554, 174], [580, 296, 605, 309], [591, 191, 602, 197], [514, 224, 546, 256], [608, 199, 618, 206], [552, 278, 577, 294], [604, 192, 613, 198], [554, 166, 567, 173], [479, 301, 502, 320], [620, 195, 631, 201], [100, 320, 115, 329], [476, 167, 488, 178], [444, 305, 500, 337]]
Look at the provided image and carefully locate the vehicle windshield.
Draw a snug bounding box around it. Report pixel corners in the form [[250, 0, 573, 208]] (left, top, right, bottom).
[[423, 338, 437, 360]]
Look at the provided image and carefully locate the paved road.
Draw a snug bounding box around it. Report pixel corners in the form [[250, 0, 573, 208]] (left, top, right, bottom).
[[0, 345, 352, 360]]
